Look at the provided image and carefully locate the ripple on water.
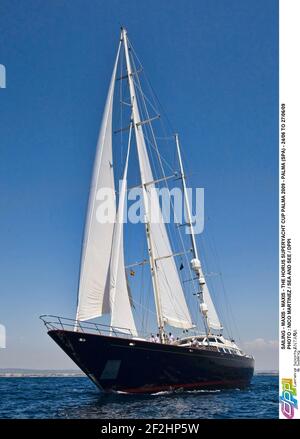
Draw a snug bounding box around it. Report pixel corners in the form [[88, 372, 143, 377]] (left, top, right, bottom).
[[0, 375, 278, 419]]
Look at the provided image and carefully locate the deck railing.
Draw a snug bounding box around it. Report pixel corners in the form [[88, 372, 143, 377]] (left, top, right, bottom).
[[39, 315, 135, 339]]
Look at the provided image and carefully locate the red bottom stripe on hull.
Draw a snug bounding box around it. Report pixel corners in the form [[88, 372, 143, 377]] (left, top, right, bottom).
[[116, 379, 249, 394]]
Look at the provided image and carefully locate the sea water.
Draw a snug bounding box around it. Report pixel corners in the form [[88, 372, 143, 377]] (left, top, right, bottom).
[[0, 374, 278, 419]]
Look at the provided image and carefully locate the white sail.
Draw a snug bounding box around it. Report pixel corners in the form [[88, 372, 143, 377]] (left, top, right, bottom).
[[76, 43, 121, 321], [109, 126, 137, 336], [202, 281, 221, 330]]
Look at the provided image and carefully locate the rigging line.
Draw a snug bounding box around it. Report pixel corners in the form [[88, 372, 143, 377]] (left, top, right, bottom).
[[126, 38, 161, 116], [131, 76, 161, 122], [131, 296, 157, 316], [130, 56, 189, 267], [133, 96, 163, 194], [129, 36, 196, 193], [142, 131, 175, 173], [130, 74, 175, 174], [127, 38, 175, 134], [218, 273, 234, 341], [207, 219, 241, 343], [134, 87, 186, 206], [202, 225, 232, 336], [199, 233, 230, 337], [207, 228, 236, 337], [136, 77, 174, 155], [129, 70, 175, 173], [129, 94, 176, 193], [129, 54, 159, 185], [130, 52, 180, 255]]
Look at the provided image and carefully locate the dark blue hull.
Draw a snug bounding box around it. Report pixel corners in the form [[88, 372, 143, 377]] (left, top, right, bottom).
[[48, 330, 254, 393]]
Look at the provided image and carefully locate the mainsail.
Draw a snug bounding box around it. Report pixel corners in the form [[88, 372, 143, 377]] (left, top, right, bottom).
[[76, 43, 121, 321], [123, 30, 193, 330], [109, 125, 137, 336]]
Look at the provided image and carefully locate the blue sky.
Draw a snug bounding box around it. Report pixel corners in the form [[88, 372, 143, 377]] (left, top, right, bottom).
[[0, 0, 278, 370]]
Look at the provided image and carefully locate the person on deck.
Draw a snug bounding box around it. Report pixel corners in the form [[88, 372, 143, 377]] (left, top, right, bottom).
[[192, 338, 199, 347], [169, 332, 175, 343]]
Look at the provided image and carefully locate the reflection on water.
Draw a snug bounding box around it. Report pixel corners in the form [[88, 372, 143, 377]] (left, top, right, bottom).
[[0, 375, 278, 419]]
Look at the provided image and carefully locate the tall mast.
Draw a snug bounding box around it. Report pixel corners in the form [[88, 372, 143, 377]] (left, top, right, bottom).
[[122, 28, 165, 342], [175, 133, 211, 335]]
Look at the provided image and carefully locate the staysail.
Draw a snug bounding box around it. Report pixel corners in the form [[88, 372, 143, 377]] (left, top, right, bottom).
[[76, 43, 121, 321], [109, 125, 137, 336], [123, 30, 193, 330]]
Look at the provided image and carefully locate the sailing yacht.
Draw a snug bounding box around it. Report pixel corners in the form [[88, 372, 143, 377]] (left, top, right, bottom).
[[41, 28, 254, 393]]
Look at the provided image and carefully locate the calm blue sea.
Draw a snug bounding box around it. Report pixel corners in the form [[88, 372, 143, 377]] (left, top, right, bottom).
[[0, 375, 278, 419]]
